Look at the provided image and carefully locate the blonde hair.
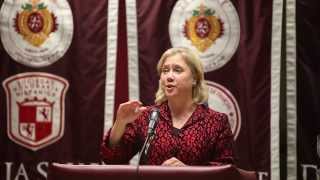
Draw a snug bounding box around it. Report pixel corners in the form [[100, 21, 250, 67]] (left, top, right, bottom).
[[155, 47, 208, 105]]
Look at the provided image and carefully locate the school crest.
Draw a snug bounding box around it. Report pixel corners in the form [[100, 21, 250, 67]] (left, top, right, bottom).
[[0, 0, 73, 67], [169, 0, 240, 72], [184, 4, 223, 52], [14, 1, 58, 47], [206, 81, 241, 140], [3, 72, 69, 151]]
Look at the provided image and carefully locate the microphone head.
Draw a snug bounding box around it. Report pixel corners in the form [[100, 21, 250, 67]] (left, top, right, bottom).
[[147, 108, 160, 135]]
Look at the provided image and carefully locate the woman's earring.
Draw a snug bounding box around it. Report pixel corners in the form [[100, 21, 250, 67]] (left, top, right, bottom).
[[192, 81, 196, 86]]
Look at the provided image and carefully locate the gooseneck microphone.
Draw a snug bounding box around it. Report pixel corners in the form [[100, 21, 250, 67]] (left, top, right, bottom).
[[137, 108, 160, 166], [147, 108, 160, 136]]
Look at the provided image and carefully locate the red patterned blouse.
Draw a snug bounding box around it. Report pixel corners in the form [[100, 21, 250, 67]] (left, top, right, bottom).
[[101, 102, 234, 165]]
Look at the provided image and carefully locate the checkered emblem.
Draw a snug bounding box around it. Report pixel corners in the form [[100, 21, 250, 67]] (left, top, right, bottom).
[[3, 72, 69, 151]]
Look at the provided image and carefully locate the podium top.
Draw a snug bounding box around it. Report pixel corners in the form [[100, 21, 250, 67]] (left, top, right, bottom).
[[48, 163, 256, 180]]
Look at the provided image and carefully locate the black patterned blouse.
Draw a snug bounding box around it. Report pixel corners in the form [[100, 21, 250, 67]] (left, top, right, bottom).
[[101, 101, 234, 165]]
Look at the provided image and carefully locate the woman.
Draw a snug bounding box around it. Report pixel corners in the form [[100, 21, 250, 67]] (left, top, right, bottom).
[[101, 47, 234, 166]]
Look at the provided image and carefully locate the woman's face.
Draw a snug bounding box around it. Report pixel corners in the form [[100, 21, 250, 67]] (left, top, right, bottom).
[[160, 54, 194, 100]]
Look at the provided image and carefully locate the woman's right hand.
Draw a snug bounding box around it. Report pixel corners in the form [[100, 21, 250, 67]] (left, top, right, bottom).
[[115, 100, 146, 126], [109, 100, 147, 146]]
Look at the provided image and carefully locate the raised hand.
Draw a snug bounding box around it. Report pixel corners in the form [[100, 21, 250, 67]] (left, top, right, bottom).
[[115, 100, 147, 126], [109, 100, 146, 146]]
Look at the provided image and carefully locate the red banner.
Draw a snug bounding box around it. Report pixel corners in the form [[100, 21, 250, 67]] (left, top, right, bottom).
[[0, 0, 274, 179], [133, 0, 272, 176], [0, 0, 107, 179]]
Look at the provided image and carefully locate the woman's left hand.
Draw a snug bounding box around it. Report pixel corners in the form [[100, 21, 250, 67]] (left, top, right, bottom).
[[161, 157, 186, 166]]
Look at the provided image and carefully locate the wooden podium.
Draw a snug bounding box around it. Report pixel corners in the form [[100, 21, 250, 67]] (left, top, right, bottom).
[[47, 163, 257, 180]]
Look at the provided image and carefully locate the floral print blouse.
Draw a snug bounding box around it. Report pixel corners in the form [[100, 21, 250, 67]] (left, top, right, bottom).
[[101, 102, 234, 165]]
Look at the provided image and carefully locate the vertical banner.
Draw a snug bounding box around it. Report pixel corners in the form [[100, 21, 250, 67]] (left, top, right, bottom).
[[0, 0, 282, 180], [295, 0, 320, 180], [0, 0, 108, 179], [133, 0, 275, 179]]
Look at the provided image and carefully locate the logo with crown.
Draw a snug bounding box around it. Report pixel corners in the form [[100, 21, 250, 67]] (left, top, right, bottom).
[[184, 4, 223, 52], [0, 0, 73, 67], [14, 0, 58, 47], [169, 0, 240, 72]]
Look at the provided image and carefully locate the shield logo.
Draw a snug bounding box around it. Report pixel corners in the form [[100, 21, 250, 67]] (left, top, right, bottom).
[[18, 99, 54, 142], [3, 72, 69, 151]]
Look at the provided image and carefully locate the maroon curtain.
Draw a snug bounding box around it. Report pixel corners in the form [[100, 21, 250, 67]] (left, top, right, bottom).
[[297, 0, 320, 179], [137, 0, 177, 105], [0, 0, 107, 179], [0, 0, 273, 179], [136, 0, 271, 175], [223, 0, 272, 172]]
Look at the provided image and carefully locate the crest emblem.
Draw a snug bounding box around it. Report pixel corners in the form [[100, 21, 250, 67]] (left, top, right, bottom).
[[14, 1, 58, 47], [206, 81, 241, 140], [184, 4, 223, 52], [169, 0, 240, 72], [3, 72, 69, 151], [0, 0, 74, 67], [17, 98, 54, 142]]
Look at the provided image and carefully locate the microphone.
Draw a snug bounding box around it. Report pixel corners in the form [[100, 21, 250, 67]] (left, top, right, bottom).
[[147, 108, 160, 135]]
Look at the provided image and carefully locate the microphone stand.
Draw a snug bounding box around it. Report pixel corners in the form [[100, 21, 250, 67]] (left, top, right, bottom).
[[136, 107, 159, 180], [137, 133, 155, 165], [136, 131, 156, 180]]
